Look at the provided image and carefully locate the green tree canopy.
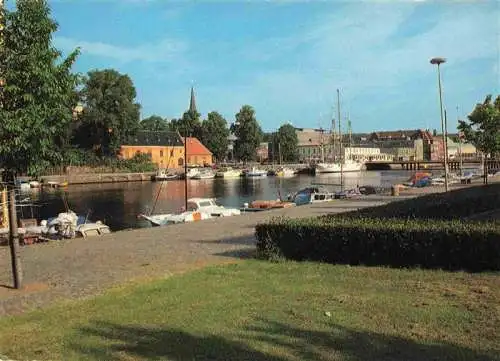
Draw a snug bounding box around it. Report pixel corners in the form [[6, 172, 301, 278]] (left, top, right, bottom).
[[178, 109, 202, 138], [73, 69, 141, 156], [140, 115, 170, 132], [273, 123, 298, 163], [0, 0, 80, 176], [201, 111, 230, 162], [233, 105, 262, 162], [458, 95, 500, 158]]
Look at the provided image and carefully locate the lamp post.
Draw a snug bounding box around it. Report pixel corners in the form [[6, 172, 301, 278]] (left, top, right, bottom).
[[430, 57, 449, 192]]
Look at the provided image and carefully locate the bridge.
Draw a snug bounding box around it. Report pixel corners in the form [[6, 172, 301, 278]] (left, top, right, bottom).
[[365, 159, 499, 172]]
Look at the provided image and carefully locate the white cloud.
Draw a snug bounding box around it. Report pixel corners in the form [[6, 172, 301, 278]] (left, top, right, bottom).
[[54, 36, 188, 63]]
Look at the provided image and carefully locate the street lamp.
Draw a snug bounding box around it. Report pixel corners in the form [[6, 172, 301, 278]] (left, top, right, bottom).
[[430, 57, 449, 191]]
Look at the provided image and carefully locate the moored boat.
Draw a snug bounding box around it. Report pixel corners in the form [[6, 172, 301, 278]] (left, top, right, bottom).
[[246, 167, 267, 177], [215, 167, 241, 178]]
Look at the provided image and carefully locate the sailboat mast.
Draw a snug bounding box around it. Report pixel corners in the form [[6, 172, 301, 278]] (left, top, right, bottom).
[[337, 88, 343, 190]]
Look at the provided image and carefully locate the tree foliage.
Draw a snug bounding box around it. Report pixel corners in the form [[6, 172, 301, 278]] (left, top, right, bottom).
[[140, 115, 170, 132], [201, 111, 230, 162], [178, 109, 202, 138], [0, 0, 80, 175], [273, 123, 298, 162], [458, 95, 500, 158], [233, 105, 262, 162], [73, 69, 141, 156]]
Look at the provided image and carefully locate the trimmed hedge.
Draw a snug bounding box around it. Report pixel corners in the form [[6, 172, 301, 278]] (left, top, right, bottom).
[[324, 183, 500, 221], [255, 216, 500, 271]]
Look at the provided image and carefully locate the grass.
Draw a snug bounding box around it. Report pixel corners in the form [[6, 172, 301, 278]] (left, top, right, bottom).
[[0, 261, 498, 361]]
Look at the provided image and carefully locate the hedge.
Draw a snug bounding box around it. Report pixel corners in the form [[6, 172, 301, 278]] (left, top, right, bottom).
[[255, 216, 500, 272], [323, 183, 500, 221]]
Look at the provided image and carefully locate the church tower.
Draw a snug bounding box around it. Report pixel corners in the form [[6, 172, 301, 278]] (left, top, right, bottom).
[[189, 86, 197, 113]]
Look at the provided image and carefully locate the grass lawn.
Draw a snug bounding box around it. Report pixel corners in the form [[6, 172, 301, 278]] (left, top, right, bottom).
[[0, 261, 498, 361]]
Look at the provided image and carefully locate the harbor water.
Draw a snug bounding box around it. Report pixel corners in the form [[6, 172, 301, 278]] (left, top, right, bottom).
[[19, 170, 414, 231]]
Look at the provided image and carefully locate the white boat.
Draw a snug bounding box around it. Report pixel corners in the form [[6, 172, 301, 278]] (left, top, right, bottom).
[[276, 167, 296, 178], [246, 167, 268, 177], [139, 198, 241, 227], [186, 168, 201, 179], [191, 170, 216, 180], [76, 222, 111, 238], [315, 159, 364, 174], [29, 181, 41, 188], [288, 186, 335, 205], [154, 169, 179, 181], [215, 168, 241, 178]]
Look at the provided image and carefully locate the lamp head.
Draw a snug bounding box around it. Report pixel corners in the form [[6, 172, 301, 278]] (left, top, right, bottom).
[[430, 57, 446, 65]]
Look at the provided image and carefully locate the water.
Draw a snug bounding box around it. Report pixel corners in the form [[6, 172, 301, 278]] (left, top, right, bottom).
[[19, 171, 413, 231]]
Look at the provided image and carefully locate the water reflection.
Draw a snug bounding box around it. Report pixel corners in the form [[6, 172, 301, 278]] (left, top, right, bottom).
[[22, 171, 412, 231]]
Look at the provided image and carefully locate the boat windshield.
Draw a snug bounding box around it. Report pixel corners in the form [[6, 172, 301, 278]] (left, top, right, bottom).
[[198, 201, 213, 207]]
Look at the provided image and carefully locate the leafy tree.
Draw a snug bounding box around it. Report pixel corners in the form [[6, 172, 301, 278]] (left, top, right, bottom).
[[73, 69, 141, 156], [140, 115, 170, 132], [233, 105, 262, 162], [273, 123, 298, 162], [0, 0, 80, 176], [178, 109, 202, 138], [458, 95, 500, 158], [200, 111, 230, 162]]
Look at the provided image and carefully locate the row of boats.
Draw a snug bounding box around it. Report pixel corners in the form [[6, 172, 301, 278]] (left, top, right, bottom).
[[155, 166, 297, 181]]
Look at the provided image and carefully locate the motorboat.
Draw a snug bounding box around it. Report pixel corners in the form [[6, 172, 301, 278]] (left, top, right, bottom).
[[315, 159, 364, 174], [246, 167, 268, 177], [76, 221, 111, 238], [186, 168, 201, 179], [276, 167, 296, 178], [288, 186, 335, 205], [191, 170, 216, 179], [154, 169, 179, 181], [215, 167, 241, 178], [139, 198, 241, 227]]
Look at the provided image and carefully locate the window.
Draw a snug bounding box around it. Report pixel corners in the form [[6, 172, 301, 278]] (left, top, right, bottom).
[[160, 150, 164, 157], [199, 201, 212, 207], [135, 150, 141, 156], [170, 149, 174, 157], [178, 158, 184, 166]]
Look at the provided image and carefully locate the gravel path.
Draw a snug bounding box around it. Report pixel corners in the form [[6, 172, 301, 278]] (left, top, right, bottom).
[[0, 197, 396, 316]]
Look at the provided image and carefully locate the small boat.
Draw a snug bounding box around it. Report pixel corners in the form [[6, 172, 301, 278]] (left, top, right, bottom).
[[44, 181, 68, 188], [276, 167, 296, 178], [215, 168, 241, 178], [246, 167, 267, 177], [29, 180, 41, 188], [139, 197, 241, 226], [288, 186, 335, 205], [154, 169, 179, 181], [186, 168, 201, 179], [191, 170, 216, 179], [315, 159, 364, 174], [76, 221, 111, 238]]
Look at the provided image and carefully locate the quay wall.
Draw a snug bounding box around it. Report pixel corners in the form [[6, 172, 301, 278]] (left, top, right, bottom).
[[18, 172, 155, 185]]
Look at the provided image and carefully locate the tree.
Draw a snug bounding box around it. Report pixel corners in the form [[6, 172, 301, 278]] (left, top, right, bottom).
[[458, 95, 500, 158], [200, 111, 230, 162], [73, 69, 141, 156], [0, 0, 80, 175], [178, 109, 202, 138], [233, 105, 262, 162], [273, 123, 298, 163], [140, 115, 170, 132]]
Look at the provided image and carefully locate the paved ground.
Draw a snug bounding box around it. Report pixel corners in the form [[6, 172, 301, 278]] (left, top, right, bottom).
[[0, 196, 404, 316]]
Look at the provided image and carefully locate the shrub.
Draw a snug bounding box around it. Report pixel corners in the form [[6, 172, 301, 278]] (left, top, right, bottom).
[[323, 183, 500, 221], [255, 216, 500, 272]]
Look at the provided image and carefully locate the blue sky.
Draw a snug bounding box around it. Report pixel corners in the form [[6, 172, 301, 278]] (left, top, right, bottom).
[[29, 1, 500, 132]]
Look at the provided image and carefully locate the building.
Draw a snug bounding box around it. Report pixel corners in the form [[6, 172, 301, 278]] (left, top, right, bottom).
[[431, 136, 478, 161], [120, 131, 185, 169], [184, 137, 213, 166], [257, 142, 269, 163]]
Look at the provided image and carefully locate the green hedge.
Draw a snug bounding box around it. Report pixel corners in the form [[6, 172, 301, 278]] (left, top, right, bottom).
[[324, 183, 500, 221], [255, 217, 500, 272]]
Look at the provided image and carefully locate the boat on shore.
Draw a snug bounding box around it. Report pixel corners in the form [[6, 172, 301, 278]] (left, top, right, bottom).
[[139, 197, 241, 227]]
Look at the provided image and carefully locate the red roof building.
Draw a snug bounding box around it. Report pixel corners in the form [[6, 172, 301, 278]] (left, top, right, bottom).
[[183, 137, 213, 166]]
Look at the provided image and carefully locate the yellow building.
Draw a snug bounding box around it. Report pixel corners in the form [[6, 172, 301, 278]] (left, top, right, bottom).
[[120, 131, 185, 169]]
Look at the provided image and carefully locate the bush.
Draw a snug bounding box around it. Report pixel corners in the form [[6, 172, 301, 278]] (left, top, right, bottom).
[[325, 183, 500, 221], [255, 216, 500, 272]]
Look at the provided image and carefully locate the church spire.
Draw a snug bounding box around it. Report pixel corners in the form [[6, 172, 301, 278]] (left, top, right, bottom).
[[189, 86, 197, 113]]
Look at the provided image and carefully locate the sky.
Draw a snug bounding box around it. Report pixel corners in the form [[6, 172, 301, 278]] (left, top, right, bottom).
[[17, 0, 500, 132]]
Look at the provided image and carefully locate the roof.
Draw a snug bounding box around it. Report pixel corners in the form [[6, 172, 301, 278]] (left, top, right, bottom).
[[183, 137, 212, 155], [124, 131, 184, 147]]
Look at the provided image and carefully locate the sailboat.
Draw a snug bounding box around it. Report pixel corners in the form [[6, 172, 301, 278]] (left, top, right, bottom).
[[314, 89, 364, 174]]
